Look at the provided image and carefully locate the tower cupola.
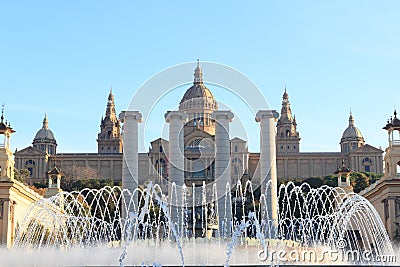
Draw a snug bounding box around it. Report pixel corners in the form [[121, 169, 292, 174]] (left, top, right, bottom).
[[382, 110, 400, 179]]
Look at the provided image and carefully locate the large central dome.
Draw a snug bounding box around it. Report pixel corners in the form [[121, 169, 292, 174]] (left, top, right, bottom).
[[179, 61, 218, 136], [340, 112, 365, 153], [32, 114, 57, 154], [341, 113, 364, 141], [33, 114, 56, 143], [180, 83, 215, 104], [179, 61, 218, 111]]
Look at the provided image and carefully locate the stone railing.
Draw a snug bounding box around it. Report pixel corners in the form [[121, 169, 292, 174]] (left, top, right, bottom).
[[390, 140, 400, 146]]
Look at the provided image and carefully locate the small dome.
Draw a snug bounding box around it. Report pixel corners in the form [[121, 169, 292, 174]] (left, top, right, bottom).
[[341, 113, 364, 141], [33, 114, 57, 144]]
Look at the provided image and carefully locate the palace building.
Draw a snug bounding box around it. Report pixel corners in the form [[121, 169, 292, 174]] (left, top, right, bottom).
[[14, 63, 383, 187]]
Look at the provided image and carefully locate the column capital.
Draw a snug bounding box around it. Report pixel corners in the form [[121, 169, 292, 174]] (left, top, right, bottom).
[[119, 111, 142, 123], [255, 110, 279, 122], [211, 110, 234, 122], [165, 111, 188, 123]]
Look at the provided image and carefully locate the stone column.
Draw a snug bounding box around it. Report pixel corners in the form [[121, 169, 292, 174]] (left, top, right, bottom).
[[0, 199, 11, 247], [387, 197, 397, 240], [119, 111, 142, 219], [256, 110, 279, 224], [212, 110, 234, 237], [165, 111, 187, 231]]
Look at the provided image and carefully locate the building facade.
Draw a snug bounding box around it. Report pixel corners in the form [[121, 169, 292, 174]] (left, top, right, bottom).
[[14, 63, 383, 187], [361, 111, 400, 241], [0, 108, 43, 247]]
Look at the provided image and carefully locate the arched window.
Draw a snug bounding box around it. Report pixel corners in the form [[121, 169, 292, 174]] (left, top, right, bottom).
[[25, 160, 36, 176], [189, 139, 202, 147], [362, 157, 372, 172], [286, 130, 290, 137], [25, 160, 36, 167]]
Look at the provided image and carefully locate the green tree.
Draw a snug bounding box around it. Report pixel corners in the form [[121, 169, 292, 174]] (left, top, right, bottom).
[[303, 177, 324, 188], [323, 175, 338, 187], [362, 172, 383, 185], [14, 168, 30, 183], [350, 172, 369, 193]]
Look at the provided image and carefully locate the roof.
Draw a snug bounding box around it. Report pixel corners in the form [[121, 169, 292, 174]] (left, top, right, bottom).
[[334, 160, 352, 174], [383, 110, 400, 130], [48, 164, 63, 175], [180, 83, 215, 104], [34, 128, 56, 142], [0, 107, 15, 134], [230, 137, 247, 143]]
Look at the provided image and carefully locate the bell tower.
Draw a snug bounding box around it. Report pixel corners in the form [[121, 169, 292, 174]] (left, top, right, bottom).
[[97, 89, 123, 153], [0, 105, 15, 181], [276, 88, 300, 154]]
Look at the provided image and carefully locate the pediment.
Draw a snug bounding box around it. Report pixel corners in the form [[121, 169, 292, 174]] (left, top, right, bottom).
[[150, 137, 168, 144], [15, 146, 47, 156], [230, 137, 247, 143], [148, 138, 169, 153], [350, 144, 383, 154]]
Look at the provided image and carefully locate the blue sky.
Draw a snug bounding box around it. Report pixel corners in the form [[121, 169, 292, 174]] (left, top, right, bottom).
[[1, 1, 399, 153]]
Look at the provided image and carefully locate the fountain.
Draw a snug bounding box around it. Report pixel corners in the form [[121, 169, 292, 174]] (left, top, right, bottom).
[[8, 180, 395, 266], [3, 62, 398, 266]]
